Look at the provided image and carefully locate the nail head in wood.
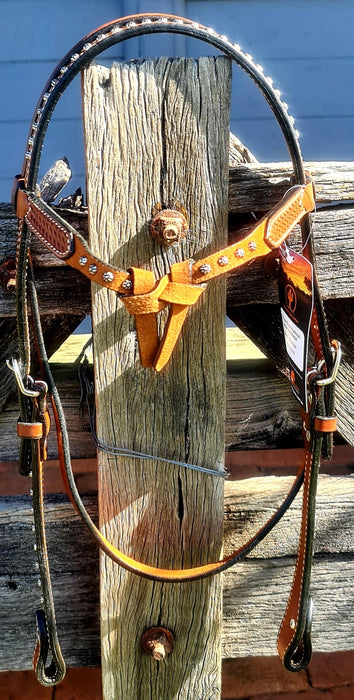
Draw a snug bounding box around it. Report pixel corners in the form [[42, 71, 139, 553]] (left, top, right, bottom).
[[150, 208, 188, 245], [141, 627, 175, 661]]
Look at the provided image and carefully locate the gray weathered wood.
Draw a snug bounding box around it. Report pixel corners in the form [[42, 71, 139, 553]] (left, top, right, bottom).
[[229, 299, 354, 447], [0, 475, 352, 670], [0, 359, 303, 462], [228, 161, 354, 212], [82, 57, 231, 700]]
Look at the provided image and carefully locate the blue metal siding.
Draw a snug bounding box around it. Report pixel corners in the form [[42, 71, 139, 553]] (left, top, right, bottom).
[[0, 0, 353, 201]]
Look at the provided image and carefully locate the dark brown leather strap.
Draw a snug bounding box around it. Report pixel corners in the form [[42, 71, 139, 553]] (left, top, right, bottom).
[[11, 12, 340, 685]]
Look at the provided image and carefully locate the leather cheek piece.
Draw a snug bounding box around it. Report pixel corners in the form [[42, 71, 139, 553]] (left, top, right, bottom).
[[17, 422, 43, 439]]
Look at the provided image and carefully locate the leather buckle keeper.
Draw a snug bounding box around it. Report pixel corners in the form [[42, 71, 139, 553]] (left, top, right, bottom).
[[17, 421, 43, 439]]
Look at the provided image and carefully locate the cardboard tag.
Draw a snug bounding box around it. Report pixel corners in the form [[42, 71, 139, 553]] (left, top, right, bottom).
[[279, 244, 314, 410]]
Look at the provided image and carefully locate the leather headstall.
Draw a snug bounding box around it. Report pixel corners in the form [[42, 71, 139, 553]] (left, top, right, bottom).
[[9, 13, 341, 686]]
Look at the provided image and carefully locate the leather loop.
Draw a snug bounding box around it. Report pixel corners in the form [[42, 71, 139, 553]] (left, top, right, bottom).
[[313, 416, 337, 433], [17, 421, 43, 439]]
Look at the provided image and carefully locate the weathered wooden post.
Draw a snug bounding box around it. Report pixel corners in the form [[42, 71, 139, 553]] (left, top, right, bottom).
[[82, 56, 231, 698]]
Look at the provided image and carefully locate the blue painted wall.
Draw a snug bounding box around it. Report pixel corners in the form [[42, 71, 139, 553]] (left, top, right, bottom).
[[1, 0, 353, 201]]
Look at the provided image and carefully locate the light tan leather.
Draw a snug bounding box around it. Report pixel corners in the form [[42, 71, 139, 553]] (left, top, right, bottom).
[[16, 180, 315, 370], [17, 421, 43, 439], [313, 416, 337, 432]]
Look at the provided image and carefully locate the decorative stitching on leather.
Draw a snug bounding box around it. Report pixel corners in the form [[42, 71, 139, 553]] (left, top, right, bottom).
[[277, 448, 312, 656], [25, 201, 72, 258]]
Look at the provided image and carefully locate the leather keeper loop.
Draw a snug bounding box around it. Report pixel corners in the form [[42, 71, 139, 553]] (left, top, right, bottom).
[[17, 421, 43, 439], [313, 416, 337, 433]]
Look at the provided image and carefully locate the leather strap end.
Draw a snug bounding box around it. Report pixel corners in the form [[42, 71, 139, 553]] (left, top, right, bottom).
[[17, 421, 43, 439], [280, 598, 313, 673]]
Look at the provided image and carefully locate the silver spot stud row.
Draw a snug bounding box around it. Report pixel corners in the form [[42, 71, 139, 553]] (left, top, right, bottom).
[[24, 15, 301, 180], [79, 255, 115, 283]]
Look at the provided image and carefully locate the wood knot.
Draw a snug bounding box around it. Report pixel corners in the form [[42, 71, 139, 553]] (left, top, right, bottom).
[[150, 208, 187, 246], [141, 627, 175, 661]]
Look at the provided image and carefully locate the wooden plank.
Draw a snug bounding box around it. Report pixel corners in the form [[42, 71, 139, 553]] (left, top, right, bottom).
[[0, 475, 352, 671], [0, 359, 302, 462], [229, 299, 354, 447], [2, 164, 354, 317], [82, 56, 231, 699], [229, 161, 354, 212]]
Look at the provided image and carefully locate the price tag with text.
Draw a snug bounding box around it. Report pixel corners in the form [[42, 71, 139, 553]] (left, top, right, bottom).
[[279, 244, 314, 411]]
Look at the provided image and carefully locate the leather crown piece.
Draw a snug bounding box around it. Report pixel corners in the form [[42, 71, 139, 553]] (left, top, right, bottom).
[[11, 12, 340, 686]]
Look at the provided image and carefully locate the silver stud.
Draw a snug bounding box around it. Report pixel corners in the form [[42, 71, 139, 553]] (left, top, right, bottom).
[[82, 42, 92, 51], [60, 65, 68, 75], [89, 264, 97, 275], [103, 271, 114, 282], [33, 544, 37, 551], [79, 256, 87, 266], [218, 256, 229, 266], [235, 248, 245, 258], [31, 122, 38, 131], [35, 562, 39, 570], [32, 525, 35, 533], [248, 241, 257, 251], [40, 596, 44, 603], [42, 92, 50, 102], [290, 619, 296, 629], [70, 53, 80, 63], [51, 79, 58, 88], [199, 264, 212, 275], [38, 580, 42, 587], [302, 420, 307, 431], [122, 279, 133, 290], [29, 472, 32, 478], [28, 137, 34, 146], [96, 34, 106, 42], [29, 488, 33, 496], [25, 152, 32, 160], [274, 89, 282, 99], [306, 430, 311, 442]]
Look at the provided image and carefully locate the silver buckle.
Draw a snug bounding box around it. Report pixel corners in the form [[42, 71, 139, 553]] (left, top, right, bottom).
[[316, 340, 341, 386], [6, 358, 42, 397]]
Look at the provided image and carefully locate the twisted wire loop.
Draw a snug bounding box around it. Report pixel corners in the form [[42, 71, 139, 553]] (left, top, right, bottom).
[[78, 356, 229, 479]]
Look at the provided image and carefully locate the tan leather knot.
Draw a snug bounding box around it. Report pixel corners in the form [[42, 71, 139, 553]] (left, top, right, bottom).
[[121, 273, 169, 316], [120, 262, 205, 371]]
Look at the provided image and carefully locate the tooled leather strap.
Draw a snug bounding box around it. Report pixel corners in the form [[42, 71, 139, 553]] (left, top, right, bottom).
[[13, 12, 338, 681], [14, 178, 315, 370]]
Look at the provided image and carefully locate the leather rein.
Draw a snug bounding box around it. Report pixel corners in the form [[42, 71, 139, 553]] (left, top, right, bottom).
[[10, 13, 340, 686]]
